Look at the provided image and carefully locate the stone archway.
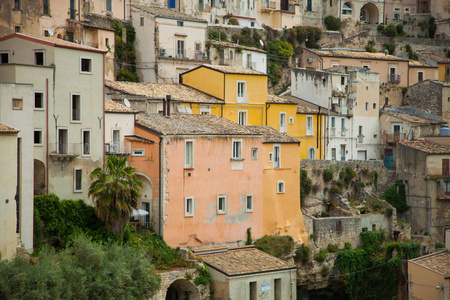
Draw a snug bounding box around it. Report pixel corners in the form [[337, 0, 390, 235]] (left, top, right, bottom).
[[165, 279, 200, 300], [34, 159, 45, 195], [154, 269, 208, 300], [360, 2, 379, 24]]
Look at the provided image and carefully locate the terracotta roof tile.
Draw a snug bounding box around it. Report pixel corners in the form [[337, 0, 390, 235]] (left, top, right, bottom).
[[280, 95, 328, 114], [410, 250, 450, 277], [131, 4, 206, 22], [381, 108, 442, 124], [106, 80, 223, 104], [192, 64, 267, 75], [267, 94, 297, 104], [125, 135, 154, 144], [307, 49, 409, 62], [418, 52, 450, 64], [0, 123, 19, 133], [105, 99, 137, 113], [408, 60, 438, 68], [196, 246, 296, 276], [210, 41, 267, 54], [137, 113, 261, 136], [249, 126, 299, 143], [399, 140, 450, 154]]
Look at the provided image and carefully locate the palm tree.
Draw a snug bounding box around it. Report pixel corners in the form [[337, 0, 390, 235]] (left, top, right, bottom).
[[89, 155, 143, 236]]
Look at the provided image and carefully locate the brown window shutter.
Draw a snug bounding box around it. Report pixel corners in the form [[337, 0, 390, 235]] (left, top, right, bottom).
[[443, 159, 450, 177]]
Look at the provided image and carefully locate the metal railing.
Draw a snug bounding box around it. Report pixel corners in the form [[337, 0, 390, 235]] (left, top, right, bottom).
[[157, 48, 207, 61], [105, 142, 131, 155], [388, 73, 401, 84], [49, 143, 80, 156], [384, 133, 406, 143], [445, 74, 450, 82]]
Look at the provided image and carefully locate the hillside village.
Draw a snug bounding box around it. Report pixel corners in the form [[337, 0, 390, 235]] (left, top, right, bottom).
[[0, 0, 450, 299]]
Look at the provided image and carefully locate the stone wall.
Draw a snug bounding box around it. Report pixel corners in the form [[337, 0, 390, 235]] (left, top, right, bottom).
[[405, 80, 443, 116], [380, 86, 404, 108]]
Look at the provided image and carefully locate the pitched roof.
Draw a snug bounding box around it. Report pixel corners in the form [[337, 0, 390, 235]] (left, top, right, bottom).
[[381, 108, 443, 124], [0, 33, 106, 54], [131, 4, 206, 22], [124, 135, 154, 144], [0, 123, 19, 133], [209, 41, 267, 54], [105, 99, 137, 113], [136, 113, 261, 136], [105, 80, 223, 104], [195, 246, 296, 277], [184, 64, 267, 76], [410, 250, 450, 277], [399, 140, 450, 154], [249, 126, 299, 143], [281, 95, 328, 114], [306, 48, 409, 62], [418, 52, 450, 64], [267, 94, 298, 104], [408, 60, 438, 68]]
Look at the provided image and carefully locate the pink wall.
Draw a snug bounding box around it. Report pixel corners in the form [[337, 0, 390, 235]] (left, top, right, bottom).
[[408, 67, 438, 86]]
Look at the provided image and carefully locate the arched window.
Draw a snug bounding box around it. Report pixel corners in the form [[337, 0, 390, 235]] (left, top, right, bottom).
[[342, 3, 352, 15], [277, 181, 285, 194], [308, 147, 316, 160]]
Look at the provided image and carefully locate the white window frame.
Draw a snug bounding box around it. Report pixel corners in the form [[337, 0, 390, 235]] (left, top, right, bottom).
[[252, 148, 258, 160], [12, 98, 23, 110], [185, 196, 194, 217], [71, 93, 82, 123], [232, 139, 242, 159], [199, 105, 211, 115], [238, 110, 248, 125], [34, 129, 43, 146], [306, 115, 313, 136], [74, 168, 82, 193], [331, 148, 336, 160], [246, 194, 253, 212], [81, 129, 91, 157], [185, 140, 194, 169], [217, 195, 227, 214], [280, 112, 287, 133], [236, 81, 247, 103], [57, 127, 69, 154], [277, 181, 285, 194], [341, 118, 346, 136], [289, 117, 294, 125], [34, 91, 45, 110], [132, 149, 145, 157], [268, 152, 273, 162], [80, 57, 93, 74], [307, 146, 316, 160], [34, 50, 45, 66], [273, 144, 281, 168]]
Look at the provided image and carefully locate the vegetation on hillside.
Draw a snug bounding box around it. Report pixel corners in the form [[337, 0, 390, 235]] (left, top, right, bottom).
[[254, 235, 295, 258], [381, 181, 408, 213], [114, 22, 139, 82]]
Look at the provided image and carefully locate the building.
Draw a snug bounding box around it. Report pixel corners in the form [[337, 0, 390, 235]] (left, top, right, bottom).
[[250, 126, 307, 243], [194, 246, 297, 300], [339, 0, 383, 24], [133, 113, 264, 247], [0, 33, 106, 204], [379, 107, 443, 169], [255, 0, 302, 29], [430, 1, 450, 40], [209, 41, 267, 74], [408, 250, 450, 300], [131, 4, 209, 83], [408, 60, 438, 86], [385, 0, 422, 22], [417, 52, 450, 82]]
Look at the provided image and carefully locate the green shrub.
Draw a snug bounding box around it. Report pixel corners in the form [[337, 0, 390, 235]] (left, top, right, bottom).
[[117, 69, 139, 82], [324, 15, 342, 31], [254, 235, 295, 258], [377, 24, 386, 34], [385, 24, 397, 37], [383, 42, 396, 55], [322, 168, 334, 183], [358, 182, 366, 188], [361, 168, 370, 176], [365, 41, 376, 53], [314, 249, 328, 262], [300, 170, 312, 203], [321, 211, 330, 217], [330, 186, 342, 195], [295, 245, 310, 263], [396, 24, 404, 36], [381, 181, 408, 213], [327, 243, 338, 253], [428, 17, 437, 38], [321, 264, 330, 276], [436, 242, 445, 249], [194, 266, 211, 286], [360, 231, 384, 255], [344, 242, 352, 250], [339, 167, 356, 185]]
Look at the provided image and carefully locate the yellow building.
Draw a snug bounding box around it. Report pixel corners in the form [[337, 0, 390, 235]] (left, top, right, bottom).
[[417, 52, 450, 82], [250, 126, 307, 244]]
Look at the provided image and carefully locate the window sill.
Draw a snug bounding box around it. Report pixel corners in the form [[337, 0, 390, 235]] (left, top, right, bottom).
[[34, 108, 45, 111], [217, 211, 226, 215], [305, 134, 313, 136], [184, 214, 194, 218], [184, 167, 194, 170], [231, 158, 244, 161], [74, 190, 82, 193], [34, 144, 44, 147], [81, 154, 91, 158], [245, 210, 253, 213], [80, 72, 93, 75]]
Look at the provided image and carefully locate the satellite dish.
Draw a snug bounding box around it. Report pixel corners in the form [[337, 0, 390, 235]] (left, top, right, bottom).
[[259, 39, 264, 47], [124, 98, 131, 108], [47, 29, 54, 37]]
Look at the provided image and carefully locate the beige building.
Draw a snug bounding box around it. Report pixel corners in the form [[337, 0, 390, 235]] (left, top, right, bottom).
[[195, 246, 297, 300], [0, 33, 105, 204], [408, 250, 450, 300], [131, 4, 209, 83], [408, 60, 439, 86]]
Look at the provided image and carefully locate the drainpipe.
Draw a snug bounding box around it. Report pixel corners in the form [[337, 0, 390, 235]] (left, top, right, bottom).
[[166, 95, 171, 116], [265, 103, 270, 126], [159, 136, 164, 236], [45, 78, 49, 194]]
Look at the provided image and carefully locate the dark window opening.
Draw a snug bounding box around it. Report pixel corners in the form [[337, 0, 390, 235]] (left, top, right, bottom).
[[35, 52, 44, 65], [0, 53, 9, 64], [35, 92, 44, 108]]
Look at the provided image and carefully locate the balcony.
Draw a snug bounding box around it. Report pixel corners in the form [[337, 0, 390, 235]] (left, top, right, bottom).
[[281, 4, 295, 13], [330, 128, 336, 137], [262, 1, 277, 11], [358, 134, 364, 143], [231, 8, 256, 18], [388, 73, 401, 84], [157, 48, 208, 61], [105, 142, 131, 155], [384, 133, 406, 144], [445, 74, 450, 82], [49, 143, 80, 161]]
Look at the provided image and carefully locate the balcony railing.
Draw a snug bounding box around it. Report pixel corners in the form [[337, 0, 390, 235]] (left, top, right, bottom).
[[49, 143, 80, 160], [388, 73, 401, 84], [231, 8, 256, 18], [384, 133, 406, 143], [330, 127, 336, 137], [105, 142, 131, 155], [262, 1, 276, 9], [445, 74, 450, 82], [157, 48, 208, 61]]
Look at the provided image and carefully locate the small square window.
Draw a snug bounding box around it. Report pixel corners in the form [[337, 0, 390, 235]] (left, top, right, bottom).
[[80, 58, 92, 73], [268, 152, 273, 162], [35, 51, 44, 66], [13, 98, 22, 110], [0, 53, 9, 64], [35, 92, 44, 109], [217, 195, 226, 214], [289, 117, 294, 125], [195, 43, 201, 52], [44, 30, 50, 37], [252, 148, 258, 160], [34, 130, 43, 145], [74, 168, 82, 192], [177, 21, 184, 27], [132, 149, 145, 156], [185, 196, 194, 217], [246, 194, 253, 212], [277, 181, 285, 194], [15, 26, 21, 33]]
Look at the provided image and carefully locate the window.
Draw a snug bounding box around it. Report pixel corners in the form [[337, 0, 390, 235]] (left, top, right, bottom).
[[132, 149, 145, 156], [34, 130, 43, 145], [14, 0, 20, 10], [185, 196, 194, 217], [232, 140, 242, 159], [105, 38, 109, 47], [0, 52, 9, 64], [13, 98, 22, 110], [35, 92, 44, 109], [71, 94, 81, 122], [140, 16, 144, 26], [74, 168, 82, 192], [252, 148, 258, 160], [177, 40, 185, 59], [307, 146, 316, 159], [43, 0, 49, 14], [106, 0, 112, 11], [217, 195, 226, 214], [341, 118, 346, 136], [365, 102, 369, 111], [14, 26, 21, 33], [306, 116, 313, 136], [274, 279, 281, 300], [340, 144, 346, 161], [80, 58, 92, 73], [362, 63, 370, 69], [246, 53, 251, 69], [273, 144, 280, 168], [341, 76, 345, 85], [373, 103, 376, 109], [443, 159, 450, 177], [246, 194, 253, 212], [342, 2, 352, 15], [82, 130, 90, 156], [185, 140, 194, 168], [306, 0, 312, 11], [199, 105, 211, 114], [359, 126, 363, 136], [112, 129, 120, 153], [277, 181, 285, 193], [238, 110, 248, 125], [330, 117, 336, 136], [280, 112, 287, 133], [44, 30, 50, 37], [336, 220, 343, 232], [249, 282, 257, 300], [34, 51, 44, 65], [331, 60, 339, 67], [289, 117, 294, 125], [445, 181, 450, 195], [195, 43, 201, 52], [331, 148, 336, 160], [58, 128, 68, 154], [237, 81, 247, 103], [268, 152, 273, 162], [177, 21, 184, 27], [418, 71, 424, 82], [230, 50, 233, 59]]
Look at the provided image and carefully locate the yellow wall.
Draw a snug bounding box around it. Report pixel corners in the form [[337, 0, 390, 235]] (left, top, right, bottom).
[[408, 260, 448, 300], [224, 74, 268, 104], [438, 63, 450, 81], [181, 67, 225, 99], [262, 142, 308, 244], [296, 113, 325, 159], [266, 103, 298, 136]]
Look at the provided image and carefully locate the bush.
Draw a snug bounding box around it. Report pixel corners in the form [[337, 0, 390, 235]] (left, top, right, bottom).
[[254, 235, 295, 258], [295, 245, 310, 263], [385, 24, 397, 37], [327, 243, 338, 253], [330, 186, 342, 195], [300, 170, 312, 203], [428, 17, 437, 38], [436, 242, 445, 249], [381, 181, 408, 213], [396, 24, 404, 36], [344, 242, 352, 250], [321, 264, 330, 276], [384, 42, 396, 55], [360, 231, 385, 255], [323, 168, 334, 183], [358, 182, 366, 188], [314, 249, 328, 262], [365, 41, 376, 53], [324, 15, 342, 31], [117, 69, 139, 82], [339, 167, 356, 186], [194, 266, 211, 286], [377, 24, 386, 34]]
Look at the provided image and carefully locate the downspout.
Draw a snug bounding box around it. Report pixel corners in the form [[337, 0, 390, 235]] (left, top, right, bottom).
[[103, 54, 106, 168], [45, 78, 49, 194], [318, 108, 322, 159], [159, 136, 164, 236], [265, 103, 270, 126], [316, 107, 319, 149]]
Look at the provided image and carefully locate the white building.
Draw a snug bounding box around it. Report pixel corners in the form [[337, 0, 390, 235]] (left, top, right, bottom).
[[0, 33, 106, 206]]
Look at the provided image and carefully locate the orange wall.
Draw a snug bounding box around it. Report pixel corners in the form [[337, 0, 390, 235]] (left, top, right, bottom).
[[163, 135, 263, 247], [262, 142, 308, 244]]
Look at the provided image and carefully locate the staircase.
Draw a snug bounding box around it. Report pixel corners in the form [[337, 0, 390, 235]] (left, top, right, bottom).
[[377, 171, 398, 196]]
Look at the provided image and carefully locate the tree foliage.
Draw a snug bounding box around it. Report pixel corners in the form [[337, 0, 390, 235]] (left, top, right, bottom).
[[381, 181, 408, 213], [324, 15, 342, 31], [300, 169, 312, 203]]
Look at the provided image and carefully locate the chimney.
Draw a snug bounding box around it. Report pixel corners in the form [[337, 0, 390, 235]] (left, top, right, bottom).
[[162, 97, 166, 116], [166, 95, 171, 116]]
